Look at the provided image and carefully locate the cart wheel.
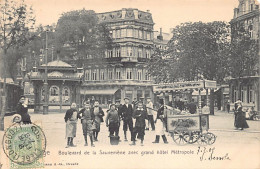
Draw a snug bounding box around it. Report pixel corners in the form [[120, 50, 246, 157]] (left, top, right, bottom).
[[206, 132, 216, 145], [197, 133, 208, 146], [184, 131, 200, 144], [172, 130, 189, 145]]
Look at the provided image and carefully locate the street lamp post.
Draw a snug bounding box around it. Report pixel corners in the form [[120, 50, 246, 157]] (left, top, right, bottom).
[[43, 27, 49, 115]]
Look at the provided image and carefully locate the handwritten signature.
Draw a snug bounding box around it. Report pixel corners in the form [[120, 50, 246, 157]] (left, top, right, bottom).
[[197, 147, 231, 161]]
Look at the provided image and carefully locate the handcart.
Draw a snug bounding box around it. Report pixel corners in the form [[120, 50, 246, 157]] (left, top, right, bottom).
[[166, 110, 216, 146]]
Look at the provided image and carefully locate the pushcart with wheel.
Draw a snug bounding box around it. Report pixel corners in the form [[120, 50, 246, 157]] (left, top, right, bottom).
[[167, 111, 216, 146]]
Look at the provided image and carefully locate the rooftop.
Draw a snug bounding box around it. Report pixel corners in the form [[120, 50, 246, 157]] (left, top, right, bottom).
[[97, 8, 154, 25], [41, 60, 73, 68]]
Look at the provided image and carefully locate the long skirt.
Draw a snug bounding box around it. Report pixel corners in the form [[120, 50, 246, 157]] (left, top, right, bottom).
[[66, 121, 77, 138], [155, 120, 165, 135], [235, 113, 249, 129]]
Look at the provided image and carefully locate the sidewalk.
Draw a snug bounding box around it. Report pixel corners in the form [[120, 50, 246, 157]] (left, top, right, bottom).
[[208, 110, 260, 133]]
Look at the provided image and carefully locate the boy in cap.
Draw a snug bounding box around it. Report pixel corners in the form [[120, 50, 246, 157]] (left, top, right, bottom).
[[79, 101, 95, 147], [120, 97, 134, 141], [130, 101, 148, 146], [106, 104, 120, 137]]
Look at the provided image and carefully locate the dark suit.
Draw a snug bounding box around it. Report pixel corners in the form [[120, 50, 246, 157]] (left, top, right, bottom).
[[16, 103, 31, 124], [121, 104, 133, 131], [131, 108, 148, 141]]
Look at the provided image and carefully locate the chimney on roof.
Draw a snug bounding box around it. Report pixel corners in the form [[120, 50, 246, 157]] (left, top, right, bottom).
[[157, 28, 163, 41]]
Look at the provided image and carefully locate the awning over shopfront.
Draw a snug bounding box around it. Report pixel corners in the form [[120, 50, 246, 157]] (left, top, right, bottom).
[[80, 89, 119, 95]]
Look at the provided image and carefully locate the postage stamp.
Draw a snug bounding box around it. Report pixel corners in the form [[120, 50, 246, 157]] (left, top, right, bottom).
[[2, 122, 46, 166]]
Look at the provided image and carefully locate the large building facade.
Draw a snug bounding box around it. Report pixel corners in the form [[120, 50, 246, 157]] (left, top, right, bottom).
[[229, 0, 260, 111], [81, 8, 155, 105]]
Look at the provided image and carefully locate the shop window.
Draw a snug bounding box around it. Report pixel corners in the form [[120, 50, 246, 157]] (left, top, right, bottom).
[[249, 86, 254, 103], [49, 85, 60, 103], [62, 86, 70, 104], [145, 90, 150, 98]]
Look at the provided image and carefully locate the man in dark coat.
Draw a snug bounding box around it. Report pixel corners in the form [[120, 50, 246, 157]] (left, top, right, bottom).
[[16, 96, 31, 124], [121, 97, 134, 141], [130, 101, 148, 146], [90, 101, 104, 141]]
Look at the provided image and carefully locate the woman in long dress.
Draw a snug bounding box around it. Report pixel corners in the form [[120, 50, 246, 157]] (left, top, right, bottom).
[[235, 104, 249, 130]]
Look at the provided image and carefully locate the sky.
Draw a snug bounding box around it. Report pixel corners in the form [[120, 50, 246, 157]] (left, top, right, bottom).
[[20, 0, 258, 32]]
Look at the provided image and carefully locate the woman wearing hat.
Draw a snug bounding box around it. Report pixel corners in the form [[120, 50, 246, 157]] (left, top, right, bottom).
[[16, 95, 31, 124], [152, 99, 168, 144]]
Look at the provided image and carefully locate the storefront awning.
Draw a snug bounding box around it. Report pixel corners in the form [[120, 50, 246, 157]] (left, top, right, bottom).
[[80, 89, 119, 95]]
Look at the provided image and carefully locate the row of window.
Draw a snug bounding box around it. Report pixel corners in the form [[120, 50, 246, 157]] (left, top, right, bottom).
[[105, 47, 151, 58], [41, 86, 70, 103], [232, 85, 255, 103], [85, 68, 151, 81], [111, 28, 153, 40]]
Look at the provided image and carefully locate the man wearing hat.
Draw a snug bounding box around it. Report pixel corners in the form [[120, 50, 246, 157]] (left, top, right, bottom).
[[130, 101, 148, 146], [120, 97, 134, 141]]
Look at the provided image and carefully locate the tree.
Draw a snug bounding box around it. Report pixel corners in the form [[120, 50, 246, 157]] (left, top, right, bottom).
[[0, 0, 35, 130], [229, 26, 259, 78], [55, 9, 112, 67], [148, 21, 231, 115]]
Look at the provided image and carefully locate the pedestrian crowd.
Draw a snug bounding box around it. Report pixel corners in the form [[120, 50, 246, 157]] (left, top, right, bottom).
[[64, 97, 169, 147]]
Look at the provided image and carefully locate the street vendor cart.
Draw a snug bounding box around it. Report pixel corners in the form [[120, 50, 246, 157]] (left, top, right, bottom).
[[167, 112, 216, 145], [154, 80, 217, 145]]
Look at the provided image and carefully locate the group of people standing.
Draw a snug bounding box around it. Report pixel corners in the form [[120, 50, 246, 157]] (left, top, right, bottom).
[[65, 101, 104, 148], [64, 97, 169, 147]]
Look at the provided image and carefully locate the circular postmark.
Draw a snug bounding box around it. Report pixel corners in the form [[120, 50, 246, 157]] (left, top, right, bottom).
[[2, 122, 46, 165]]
